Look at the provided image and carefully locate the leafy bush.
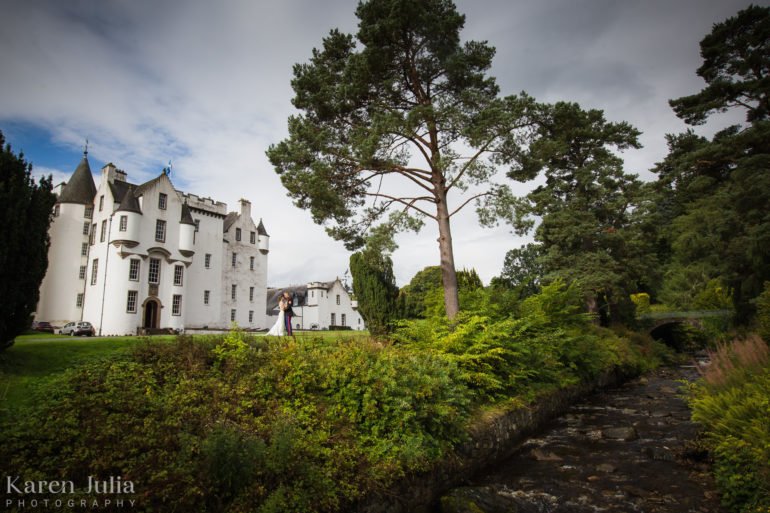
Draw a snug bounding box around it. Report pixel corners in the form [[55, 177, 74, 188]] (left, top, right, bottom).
[[755, 281, 770, 341], [1, 334, 471, 513], [394, 281, 647, 401], [686, 336, 770, 513]]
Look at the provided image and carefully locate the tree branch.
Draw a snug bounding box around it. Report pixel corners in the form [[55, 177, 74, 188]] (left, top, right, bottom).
[[364, 192, 437, 219], [446, 139, 495, 192], [449, 191, 492, 218]]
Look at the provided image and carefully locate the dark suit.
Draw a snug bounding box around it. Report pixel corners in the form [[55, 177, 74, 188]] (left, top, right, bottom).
[[283, 297, 294, 335]]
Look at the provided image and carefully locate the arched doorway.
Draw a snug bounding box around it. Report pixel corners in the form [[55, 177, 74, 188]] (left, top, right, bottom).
[[143, 298, 160, 329]]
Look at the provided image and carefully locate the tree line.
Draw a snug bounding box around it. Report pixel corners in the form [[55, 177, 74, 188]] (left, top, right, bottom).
[[267, 1, 769, 332]]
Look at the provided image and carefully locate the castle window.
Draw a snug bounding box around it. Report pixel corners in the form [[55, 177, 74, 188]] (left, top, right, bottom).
[[53, 205, 60, 217], [100, 220, 107, 242], [336, 294, 340, 305], [331, 313, 336, 326], [231, 284, 237, 301], [99, 195, 104, 211], [174, 265, 184, 286], [194, 219, 200, 232], [204, 290, 210, 305], [236, 228, 242, 241], [249, 287, 254, 301], [127, 291, 138, 313], [155, 220, 166, 242], [158, 193, 167, 210], [249, 310, 254, 323], [250, 256, 255, 270], [230, 309, 236, 322], [148, 258, 160, 284], [83, 222, 90, 235], [90, 259, 98, 286], [79, 265, 86, 280], [84, 206, 93, 219], [172, 295, 182, 316], [204, 254, 211, 268], [129, 259, 140, 281], [250, 231, 256, 244], [76, 293, 84, 308], [81, 243, 88, 256], [119, 215, 127, 232], [341, 314, 346, 326], [231, 253, 237, 267], [89, 224, 96, 245]]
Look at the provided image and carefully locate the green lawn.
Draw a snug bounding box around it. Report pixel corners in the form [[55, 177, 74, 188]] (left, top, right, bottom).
[[0, 334, 174, 415], [0, 330, 369, 416]]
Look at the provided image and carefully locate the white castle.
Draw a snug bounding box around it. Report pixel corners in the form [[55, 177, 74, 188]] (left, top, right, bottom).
[[35, 153, 270, 335]]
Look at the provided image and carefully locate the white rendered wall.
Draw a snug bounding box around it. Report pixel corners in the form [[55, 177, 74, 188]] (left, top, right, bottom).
[[36, 202, 90, 325], [221, 201, 268, 330], [185, 205, 226, 329]]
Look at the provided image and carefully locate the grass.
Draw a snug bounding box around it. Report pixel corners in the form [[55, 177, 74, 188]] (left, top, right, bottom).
[[0, 330, 369, 417], [0, 334, 176, 415]]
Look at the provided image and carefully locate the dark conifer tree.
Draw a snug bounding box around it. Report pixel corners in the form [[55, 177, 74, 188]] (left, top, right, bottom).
[[0, 131, 56, 350]]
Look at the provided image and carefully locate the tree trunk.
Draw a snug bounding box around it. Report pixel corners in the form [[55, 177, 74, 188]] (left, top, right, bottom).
[[436, 188, 460, 319]]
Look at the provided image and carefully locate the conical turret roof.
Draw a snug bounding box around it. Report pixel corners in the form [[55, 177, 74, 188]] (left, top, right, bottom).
[[257, 219, 269, 236], [116, 185, 142, 214], [58, 156, 96, 204], [180, 203, 196, 225]]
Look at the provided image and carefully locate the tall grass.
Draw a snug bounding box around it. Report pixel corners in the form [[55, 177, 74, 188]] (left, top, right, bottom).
[[688, 335, 770, 513], [698, 334, 769, 389]]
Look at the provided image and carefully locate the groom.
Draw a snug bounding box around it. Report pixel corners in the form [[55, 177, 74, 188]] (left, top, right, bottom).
[[282, 291, 294, 336]]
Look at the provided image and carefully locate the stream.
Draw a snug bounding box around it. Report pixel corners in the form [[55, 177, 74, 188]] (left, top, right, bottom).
[[440, 364, 725, 513]]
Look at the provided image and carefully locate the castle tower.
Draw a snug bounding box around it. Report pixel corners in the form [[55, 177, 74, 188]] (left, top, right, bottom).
[[36, 154, 97, 325]]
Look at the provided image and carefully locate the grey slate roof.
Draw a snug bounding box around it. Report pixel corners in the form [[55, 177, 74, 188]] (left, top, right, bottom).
[[223, 212, 238, 233], [265, 285, 310, 314], [257, 219, 269, 237], [116, 185, 142, 214], [58, 157, 96, 204], [180, 203, 196, 225], [108, 180, 133, 204]]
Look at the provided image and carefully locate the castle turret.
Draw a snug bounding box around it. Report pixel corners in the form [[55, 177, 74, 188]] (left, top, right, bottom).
[[112, 186, 142, 246], [257, 219, 269, 254], [179, 203, 196, 256]]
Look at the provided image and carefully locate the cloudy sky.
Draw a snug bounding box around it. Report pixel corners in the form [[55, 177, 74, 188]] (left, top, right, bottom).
[[0, 0, 760, 286]]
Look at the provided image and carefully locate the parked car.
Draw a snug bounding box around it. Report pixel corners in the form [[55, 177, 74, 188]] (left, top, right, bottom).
[[31, 321, 56, 334], [60, 321, 95, 336]]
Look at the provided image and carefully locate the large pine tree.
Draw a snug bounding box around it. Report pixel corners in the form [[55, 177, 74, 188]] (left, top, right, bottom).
[[0, 131, 56, 349], [267, 0, 537, 318], [655, 5, 770, 322]]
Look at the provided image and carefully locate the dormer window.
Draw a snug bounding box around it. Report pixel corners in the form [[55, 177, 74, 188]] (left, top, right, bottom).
[[236, 228, 242, 241], [159, 193, 168, 210]]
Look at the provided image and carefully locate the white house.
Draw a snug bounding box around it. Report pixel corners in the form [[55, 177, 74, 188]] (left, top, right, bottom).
[[266, 279, 366, 331], [36, 153, 270, 335]]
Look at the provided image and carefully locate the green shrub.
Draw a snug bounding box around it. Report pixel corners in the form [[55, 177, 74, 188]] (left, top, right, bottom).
[[687, 338, 770, 513], [1, 335, 471, 513]]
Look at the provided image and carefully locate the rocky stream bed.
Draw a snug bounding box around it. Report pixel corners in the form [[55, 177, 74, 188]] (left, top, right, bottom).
[[440, 364, 725, 513]]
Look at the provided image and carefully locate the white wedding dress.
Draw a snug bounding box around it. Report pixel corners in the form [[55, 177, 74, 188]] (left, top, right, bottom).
[[267, 309, 286, 336]]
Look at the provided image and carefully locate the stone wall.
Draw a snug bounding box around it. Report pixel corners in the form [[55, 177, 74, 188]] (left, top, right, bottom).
[[354, 367, 633, 513]]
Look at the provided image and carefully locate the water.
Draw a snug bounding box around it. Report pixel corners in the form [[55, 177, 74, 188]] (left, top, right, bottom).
[[443, 365, 724, 513]]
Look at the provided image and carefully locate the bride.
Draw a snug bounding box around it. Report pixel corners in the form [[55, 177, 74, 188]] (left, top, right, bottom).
[[267, 293, 287, 336]]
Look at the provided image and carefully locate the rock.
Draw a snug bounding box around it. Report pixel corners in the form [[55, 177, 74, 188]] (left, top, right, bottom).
[[650, 410, 672, 418], [596, 463, 617, 473], [602, 427, 638, 441], [530, 448, 563, 461], [440, 486, 519, 513], [643, 446, 675, 461]]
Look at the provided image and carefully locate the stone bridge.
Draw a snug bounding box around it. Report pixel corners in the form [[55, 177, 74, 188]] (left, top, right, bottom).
[[637, 310, 732, 329], [637, 310, 732, 348]]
